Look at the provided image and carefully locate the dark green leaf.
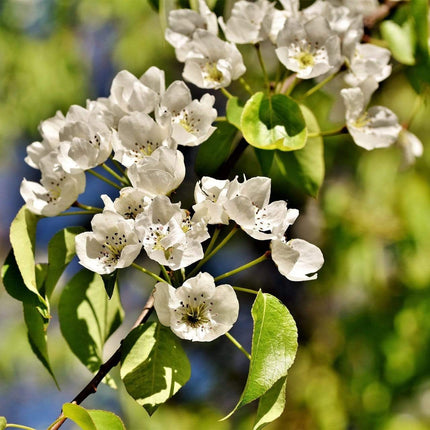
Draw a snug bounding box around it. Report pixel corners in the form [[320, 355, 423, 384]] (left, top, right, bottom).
[[411, 0, 429, 56], [275, 105, 324, 197], [241, 92, 307, 151], [24, 301, 58, 388], [253, 376, 288, 430], [102, 271, 118, 299], [45, 226, 85, 297], [120, 322, 191, 415], [254, 148, 274, 176], [226, 96, 244, 129], [380, 19, 416, 65], [195, 121, 238, 176], [9, 206, 42, 299], [59, 269, 124, 373], [226, 291, 297, 418], [147, 0, 160, 11]]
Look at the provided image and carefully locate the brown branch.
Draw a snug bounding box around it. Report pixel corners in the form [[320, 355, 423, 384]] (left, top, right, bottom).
[[49, 293, 155, 430], [363, 1, 401, 30]]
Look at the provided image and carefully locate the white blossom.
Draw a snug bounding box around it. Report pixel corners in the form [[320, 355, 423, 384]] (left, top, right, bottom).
[[398, 129, 424, 167], [276, 16, 342, 79], [263, 0, 300, 43], [127, 147, 185, 197], [112, 112, 174, 167], [182, 30, 246, 89], [224, 176, 298, 240], [75, 211, 142, 275], [271, 238, 324, 281], [101, 187, 151, 220], [341, 87, 401, 150], [219, 0, 273, 45], [153, 272, 239, 342], [166, 0, 218, 61], [158, 80, 217, 147], [135, 196, 209, 270], [20, 153, 86, 216]]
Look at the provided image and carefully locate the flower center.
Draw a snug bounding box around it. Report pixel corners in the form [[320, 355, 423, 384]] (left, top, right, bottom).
[[203, 62, 223, 83], [181, 302, 210, 328], [296, 51, 315, 69]]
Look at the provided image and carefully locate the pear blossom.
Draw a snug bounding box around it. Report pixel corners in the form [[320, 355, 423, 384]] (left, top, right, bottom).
[[182, 30, 246, 89], [193, 177, 234, 225], [127, 147, 185, 197], [341, 87, 401, 150], [262, 0, 299, 43], [57, 105, 113, 173], [329, 0, 379, 16], [153, 272, 239, 342], [166, 0, 218, 61], [218, 0, 274, 45], [224, 177, 298, 240], [75, 211, 142, 275], [271, 238, 324, 281], [276, 16, 342, 79], [112, 112, 174, 167], [20, 153, 86, 216], [108, 69, 161, 123], [397, 129, 424, 167], [134, 195, 209, 270], [101, 188, 151, 220], [25, 111, 66, 169], [158, 81, 217, 147]]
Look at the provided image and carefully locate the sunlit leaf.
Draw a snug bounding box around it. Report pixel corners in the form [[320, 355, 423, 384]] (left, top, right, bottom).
[[225, 291, 297, 418], [45, 226, 85, 297], [275, 105, 324, 197], [253, 375, 288, 430], [59, 269, 124, 373], [241, 92, 307, 151], [226, 96, 244, 129], [380, 19, 416, 65], [120, 322, 191, 415]]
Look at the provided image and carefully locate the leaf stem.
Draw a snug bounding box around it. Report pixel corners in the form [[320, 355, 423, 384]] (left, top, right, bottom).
[[102, 163, 130, 185], [6, 425, 37, 430], [221, 87, 234, 99], [73, 202, 103, 212], [56, 210, 99, 216], [187, 226, 238, 278], [239, 77, 254, 95], [214, 253, 269, 282], [301, 72, 337, 99], [232, 286, 258, 295], [308, 125, 347, 138], [132, 263, 166, 283], [88, 169, 122, 190], [160, 265, 171, 283], [255, 43, 270, 92], [225, 332, 251, 360], [204, 226, 221, 257]]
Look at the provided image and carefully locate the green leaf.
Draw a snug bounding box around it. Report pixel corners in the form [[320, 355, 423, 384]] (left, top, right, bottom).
[[411, 0, 429, 56], [9, 206, 42, 298], [253, 376, 288, 430], [120, 322, 191, 415], [380, 19, 416, 65], [254, 148, 274, 176], [24, 301, 59, 388], [58, 269, 124, 373], [226, 291, 297, 418], [45, 226, 85, 297], [62, 403, 96, 430], [0, 417, 6, 430], [102, 271, 118, 299], [226, 96, 244, 129], [241, 92, 307, 151], [195, 121, 237, 176], [87, 410, 126, 430], [275, 105, 324, 197]]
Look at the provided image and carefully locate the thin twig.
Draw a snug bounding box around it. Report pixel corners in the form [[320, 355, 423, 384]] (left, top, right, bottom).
[[49, 294, 155, 430]]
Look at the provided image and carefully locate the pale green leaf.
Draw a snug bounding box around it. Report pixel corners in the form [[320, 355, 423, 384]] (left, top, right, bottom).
[[9, 206, 42, 298], [226, 291, 297, 418], [45, 226, 85, 297], [58, 269, 124, 373], [226, 96, 244, 129], [253, 376, 288, 430], [275, 105, 324, 197], [87, 410, 126, 430], [241, 92, 307, 151], [62, 403, 96, 430], [120, 322, 191, 415], [381, 20, 416, 65]]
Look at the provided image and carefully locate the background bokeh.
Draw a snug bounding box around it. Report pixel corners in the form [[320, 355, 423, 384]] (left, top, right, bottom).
[[1, 1, 430, 429]]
